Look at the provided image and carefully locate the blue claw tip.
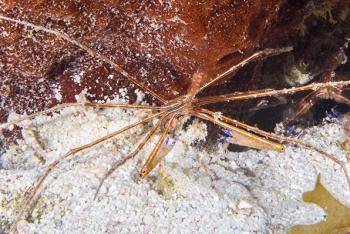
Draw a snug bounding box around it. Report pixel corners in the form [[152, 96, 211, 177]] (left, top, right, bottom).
[[222, 129, 233, 136], [171, 138, 177, 146], [220, 135, 230, 142], [164, 137, 169, 145], [287, 126, 295, 135], [326, 111, 336, 119], [332, 108, 341, 117]]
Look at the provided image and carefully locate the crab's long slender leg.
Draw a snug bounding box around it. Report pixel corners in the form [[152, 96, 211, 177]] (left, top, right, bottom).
[[199, 108, 286, 141], [0, 15, 166, 103], [0, 102, 164, 129], [201, 107, 344, 150], [199, 46, 293, 91], [83, 102, 165, 110], [93, 113, 170, 200], [290, 86, 350, 123], [140, 114, 178, 177], [10, 111, 165, 232], [0, 103, 82, 129], [196, 80, 350, 106], [199, 108, 350, 187], [194, 111, 285, 152]]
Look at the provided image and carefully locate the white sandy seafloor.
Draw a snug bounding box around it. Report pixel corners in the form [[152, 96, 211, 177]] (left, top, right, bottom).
[[1, 91, 350, 234]]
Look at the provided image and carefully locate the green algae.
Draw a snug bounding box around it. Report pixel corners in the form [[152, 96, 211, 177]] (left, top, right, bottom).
[[291, 175, 350, 234], [1, 188, 46, 231], [158, 168, 175, 199]]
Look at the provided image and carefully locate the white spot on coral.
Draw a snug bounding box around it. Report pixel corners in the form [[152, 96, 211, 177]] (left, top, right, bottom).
[[167, 16, 187, 25], [134, 89, 145, 105], [53, 86, 62, 102], [72, 71, 84, 84]]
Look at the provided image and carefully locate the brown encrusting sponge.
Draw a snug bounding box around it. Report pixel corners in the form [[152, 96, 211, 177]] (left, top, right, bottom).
[[0, 0, 284, 114]]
